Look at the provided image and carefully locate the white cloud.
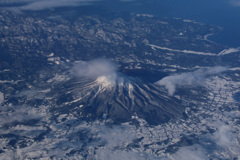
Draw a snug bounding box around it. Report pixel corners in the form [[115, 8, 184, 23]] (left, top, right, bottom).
[[214, 124, 233, 147], [96, 150, 145, 160], [230, 0, 240, 6], [155, 66, 228, 96], [1, 0, 138, 11], [95, 125, 157, 160], [71, 58, 118, 78], [120, 0, 136, 2], [0, 104, 48, 129], [23, 0, 98, 11], [172, 145, 209, 160], [4, 0, 99, 11]]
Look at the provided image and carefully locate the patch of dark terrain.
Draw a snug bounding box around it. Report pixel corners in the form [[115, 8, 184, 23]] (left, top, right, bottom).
[[123, 69, 168, 83], [164, 134, 199, 154], [233, 91, 240, 103]]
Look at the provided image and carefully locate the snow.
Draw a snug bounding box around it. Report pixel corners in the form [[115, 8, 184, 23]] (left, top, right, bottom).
[[47, 74, 69, 83], [219, 47, 240, 55], [148, 43, 240, 56], [0, 80, 18, 84], [0, 92, 4, 104], [148, 44, 216, 56]]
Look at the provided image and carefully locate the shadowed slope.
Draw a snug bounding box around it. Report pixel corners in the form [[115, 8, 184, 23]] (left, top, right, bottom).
[[51, 73, 184, 125]]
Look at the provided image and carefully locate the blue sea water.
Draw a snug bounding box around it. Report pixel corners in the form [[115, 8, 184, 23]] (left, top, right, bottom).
[[101, 0, 240, 48]]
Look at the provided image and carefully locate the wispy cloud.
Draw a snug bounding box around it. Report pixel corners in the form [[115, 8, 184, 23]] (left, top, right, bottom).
[[95, 125, 145, 160], [1, 0, 137, 11], [172, 145, 209, 160], [15, 0, 98, 11], [214, 124, 233, 147], [230, 0, 240, 6], [0, 104, 46, 129], [119, 0, 136, 2], [95, 124, 161, 160], [155, 66, 228, 96], [71, 58, 118, 78], [1, 0, 99, 11]]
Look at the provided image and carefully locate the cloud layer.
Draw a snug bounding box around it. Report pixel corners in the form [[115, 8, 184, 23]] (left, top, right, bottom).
[[17, 0, 98, 11], [172, 145, 209, 160], [71, 58, 118, 78], [230, 0, 240, 6], [155, 66, 228, 96], [1, 0, 136, 11], [214, 124, 233, 147]]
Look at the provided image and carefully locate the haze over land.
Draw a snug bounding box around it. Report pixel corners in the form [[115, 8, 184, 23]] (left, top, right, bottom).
[[0, 0, 240, 159]]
